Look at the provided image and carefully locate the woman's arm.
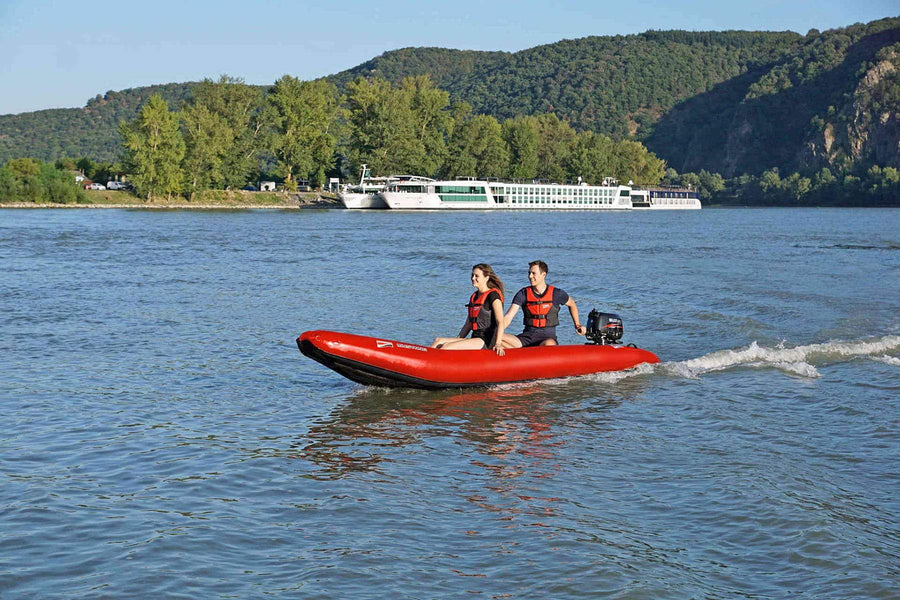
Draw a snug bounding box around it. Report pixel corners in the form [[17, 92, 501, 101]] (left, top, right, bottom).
[[457, 318, 472, 339], [491, 297, 507, 356]]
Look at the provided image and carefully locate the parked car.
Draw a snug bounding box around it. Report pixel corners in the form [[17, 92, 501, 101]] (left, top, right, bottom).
[[106, 181, 128, 190], [85, 183, 106, 190], [241, 185, 258, 191]]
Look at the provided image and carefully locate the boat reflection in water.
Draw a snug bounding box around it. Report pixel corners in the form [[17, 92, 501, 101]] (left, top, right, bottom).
[[296, 376, 650, 482]]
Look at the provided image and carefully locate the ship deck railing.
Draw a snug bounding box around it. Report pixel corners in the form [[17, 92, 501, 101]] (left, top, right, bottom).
[[473, 176, 620, 186]]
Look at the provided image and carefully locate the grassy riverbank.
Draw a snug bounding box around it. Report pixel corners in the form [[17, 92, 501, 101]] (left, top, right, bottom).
[[0, 189, 342, 209]]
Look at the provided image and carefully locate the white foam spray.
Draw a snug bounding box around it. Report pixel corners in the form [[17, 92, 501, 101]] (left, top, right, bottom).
[[515, 336, 900, 388], [662, 335, 900, 379], [871, 354, 900, 366]]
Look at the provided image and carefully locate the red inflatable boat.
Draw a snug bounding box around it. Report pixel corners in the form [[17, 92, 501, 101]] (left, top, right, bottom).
[[297, 330, 660, 389]]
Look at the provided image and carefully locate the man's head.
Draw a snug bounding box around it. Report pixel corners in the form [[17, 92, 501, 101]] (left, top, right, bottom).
[[528, 260, 548, 287]]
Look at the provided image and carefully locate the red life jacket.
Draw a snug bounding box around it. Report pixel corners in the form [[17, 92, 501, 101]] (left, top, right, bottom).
[[523, 285, 559, 328], [467, 288, 503, 331]]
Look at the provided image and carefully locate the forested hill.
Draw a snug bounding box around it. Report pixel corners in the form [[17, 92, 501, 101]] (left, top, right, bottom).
[[1, 17, 898, 178], [330, 30, 801, 139], [647, 19, 900, 176], [0, 83, 195, 166]]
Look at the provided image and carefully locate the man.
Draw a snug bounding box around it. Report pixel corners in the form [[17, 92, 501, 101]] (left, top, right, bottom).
[[501, 260, 587, 348]]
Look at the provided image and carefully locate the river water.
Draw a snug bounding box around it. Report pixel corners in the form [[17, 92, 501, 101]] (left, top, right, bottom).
[[1, 207, 898, 598]]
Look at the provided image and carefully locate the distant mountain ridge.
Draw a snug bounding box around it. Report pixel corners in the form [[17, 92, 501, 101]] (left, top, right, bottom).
[[1, 17, 897, 177], [0, 83, 196, 168]]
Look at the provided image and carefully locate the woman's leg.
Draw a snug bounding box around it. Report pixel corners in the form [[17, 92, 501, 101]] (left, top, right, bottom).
[[501, 333, 523, 348], [438, 337, 487, 351], [432, 336, 463, 348]]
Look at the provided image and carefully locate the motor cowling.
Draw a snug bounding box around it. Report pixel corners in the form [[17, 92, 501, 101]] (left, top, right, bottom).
[[586, 309, 623, 344]]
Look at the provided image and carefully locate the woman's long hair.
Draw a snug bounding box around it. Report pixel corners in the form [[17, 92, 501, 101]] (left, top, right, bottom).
[[472, 263, 504, 298]]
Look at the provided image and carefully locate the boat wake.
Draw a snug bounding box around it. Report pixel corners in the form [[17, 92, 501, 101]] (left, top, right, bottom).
[[573, 335, 900, 384], [660, 335, 900, 380], [351, 336, 899, 392]]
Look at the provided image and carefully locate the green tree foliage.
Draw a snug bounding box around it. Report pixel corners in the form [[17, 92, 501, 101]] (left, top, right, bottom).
[[330, 30, 800, 141], [267, 76, 342, 187], [191, 76, 266, 188], [0, 158, 86, 203], [534, 114, 576, 182], [648, 18, 900, 177], [714, 164, 899, 206], [345, 75, 451, 176], [502, 116, 540, 179], [181, 103, 233, 197], [567, 131, 616, 183], [697, 169, 726, 200], [119, 94, 185, 200], [0, 83, 196, 164], [346, 77, 410, 174], [1, 18, 897, 205], [612, 140, 666, 185], [402, 75, 452, 175], [65, 156, 124, 184], [443, 114, 509, 178]]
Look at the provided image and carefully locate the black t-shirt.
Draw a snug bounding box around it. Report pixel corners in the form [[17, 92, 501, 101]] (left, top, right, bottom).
[[479, 290, 503, 309]]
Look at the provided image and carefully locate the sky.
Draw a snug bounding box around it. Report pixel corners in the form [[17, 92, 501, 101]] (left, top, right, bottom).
[[0, 0, 896, 115]]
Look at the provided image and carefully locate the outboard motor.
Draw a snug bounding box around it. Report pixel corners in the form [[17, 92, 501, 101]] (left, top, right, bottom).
[[586, 309, 623, 345]]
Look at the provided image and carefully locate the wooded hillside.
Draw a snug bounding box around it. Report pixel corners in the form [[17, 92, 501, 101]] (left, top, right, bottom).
[[1, 18, 897, 179]]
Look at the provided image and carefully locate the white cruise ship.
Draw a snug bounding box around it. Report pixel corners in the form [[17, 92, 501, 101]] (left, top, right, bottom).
[[338, 165, 435, 209], [630, 186, 701, 210], [379, 177, 633, 210], [338, 164, 392, 209]]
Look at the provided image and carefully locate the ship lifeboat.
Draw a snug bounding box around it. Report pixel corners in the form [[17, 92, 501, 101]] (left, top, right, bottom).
[[297, 328, 659, 390]]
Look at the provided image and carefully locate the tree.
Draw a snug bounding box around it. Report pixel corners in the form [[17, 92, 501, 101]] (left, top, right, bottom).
[[783, 172, 811, 201], [759, 168, 782, 192], [192, 76, 265, 188], [3, 158, 41, 202], [698, 169, 726, 200], [613, 140, 665, 185], [402, 75, 452, 175], [6, 157, 41, 178], [534, 113, 575, 181], [567, 131, 616, 184], [119, 94, 185, 200], [444, 114, 509, 178], [813, 167, 835, 187], [347, 77, 409, 175], [680, 172, 702, 191], [0, 159, 84, 204], [181, 103, 233, 198], [267, 76, 342, 187], [75, 157, 95, 177], [40, 161, 81, 204], [502, 116, 539, 179], [345, 76, 453, 177]]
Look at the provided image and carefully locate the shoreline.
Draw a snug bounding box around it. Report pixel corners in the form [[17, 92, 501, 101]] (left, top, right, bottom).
[[0, 201, 342, 210], [0, 190, 344, 210]]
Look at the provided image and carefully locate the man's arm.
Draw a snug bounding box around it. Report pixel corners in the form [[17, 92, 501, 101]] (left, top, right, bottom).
[[502, 304, 520, 329], [565, 297, 587, 336]]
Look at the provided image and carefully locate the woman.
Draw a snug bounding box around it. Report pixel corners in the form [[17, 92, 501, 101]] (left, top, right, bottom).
[[432, 263, 507, 356]]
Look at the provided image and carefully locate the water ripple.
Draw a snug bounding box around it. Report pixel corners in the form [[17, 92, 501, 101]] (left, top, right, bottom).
[[2, 208, 899, 598]]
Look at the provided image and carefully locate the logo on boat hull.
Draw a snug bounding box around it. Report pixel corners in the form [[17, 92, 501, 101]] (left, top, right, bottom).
[[376, 341, 393, 348]]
